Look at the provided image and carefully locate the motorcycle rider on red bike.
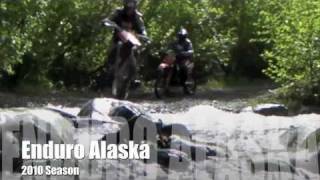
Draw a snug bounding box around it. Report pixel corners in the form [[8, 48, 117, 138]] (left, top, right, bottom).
[[103, 0, 147, 86], [170, 28, 194, 94]]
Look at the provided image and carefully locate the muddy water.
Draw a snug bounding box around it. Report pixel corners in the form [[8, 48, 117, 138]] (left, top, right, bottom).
[[71, 101, 320, 180], [151, 105, 320, 180], [2, 99, 320, 180]]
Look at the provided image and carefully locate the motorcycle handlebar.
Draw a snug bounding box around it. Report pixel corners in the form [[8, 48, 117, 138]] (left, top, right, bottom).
[[101, 18, 151, 45], [137, 35, 151, 44]]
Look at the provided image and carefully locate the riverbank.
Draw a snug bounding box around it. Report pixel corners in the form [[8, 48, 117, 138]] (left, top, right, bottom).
[[0, 81, 277, 114]]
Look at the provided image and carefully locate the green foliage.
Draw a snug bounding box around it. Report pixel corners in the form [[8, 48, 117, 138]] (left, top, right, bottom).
[[1, 0, 241, 89], [1, 0, 116, 88], [260, 0, 320, 104], [1, 0, 319, 104]]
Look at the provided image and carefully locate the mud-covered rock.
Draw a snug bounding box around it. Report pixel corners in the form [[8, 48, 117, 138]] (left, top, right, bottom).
[[78, 98, 143, 120]]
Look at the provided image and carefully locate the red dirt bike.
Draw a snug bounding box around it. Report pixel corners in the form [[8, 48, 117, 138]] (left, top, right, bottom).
[[154, 52, 196, 99], [102, 18, 148, 99]]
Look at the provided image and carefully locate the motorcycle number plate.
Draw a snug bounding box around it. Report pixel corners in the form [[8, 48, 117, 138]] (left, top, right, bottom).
[[119, 31, 141, 46]]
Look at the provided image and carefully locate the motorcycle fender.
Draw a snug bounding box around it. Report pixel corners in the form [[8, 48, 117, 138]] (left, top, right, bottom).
[[160, 63, 169, 69], [118, 31, 129, 43]]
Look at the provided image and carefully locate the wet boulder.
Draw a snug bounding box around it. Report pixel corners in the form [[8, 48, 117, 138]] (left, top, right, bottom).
[[108, 103, 192, 142], [109, 106, 192, 140], [242, 104, 289, 116], [78, 98, 142, 121], [78, 98, 192, 137], [76, 98, 139, 132]]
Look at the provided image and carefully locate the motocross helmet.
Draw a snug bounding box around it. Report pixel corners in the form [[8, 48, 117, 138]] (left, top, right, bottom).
[[123, 0, 138, 10], [177, 28, 188, 41]]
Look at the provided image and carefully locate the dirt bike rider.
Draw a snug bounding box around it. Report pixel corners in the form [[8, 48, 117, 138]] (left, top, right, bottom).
[[170, 28, 194, 94], [103, 0, 147, 86]]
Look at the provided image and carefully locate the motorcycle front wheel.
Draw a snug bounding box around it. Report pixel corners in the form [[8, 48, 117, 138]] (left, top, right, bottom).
[[112, 57, 135, 100], [112, 76, 130, 100], [182, 62, 197, 95], [154, 68, 170, 99]]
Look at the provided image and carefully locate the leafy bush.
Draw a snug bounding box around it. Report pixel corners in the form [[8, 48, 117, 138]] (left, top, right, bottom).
[[260, 0, 320, 104], [1, 0, 243, 89], [2, 0, 318, 104], [1, 0, 116, 89]]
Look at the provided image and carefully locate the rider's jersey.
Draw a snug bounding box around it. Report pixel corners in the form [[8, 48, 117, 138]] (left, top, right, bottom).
[[171, 39, 193, 63], [110, 8, 147, 42]]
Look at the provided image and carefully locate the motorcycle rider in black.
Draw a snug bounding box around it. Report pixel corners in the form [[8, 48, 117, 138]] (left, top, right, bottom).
[[170, 28, 194, 94], [103, 0, 147, 86]]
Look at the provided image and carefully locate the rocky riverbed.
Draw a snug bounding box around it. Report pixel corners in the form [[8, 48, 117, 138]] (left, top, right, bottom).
[[0, 83, 273, 112]]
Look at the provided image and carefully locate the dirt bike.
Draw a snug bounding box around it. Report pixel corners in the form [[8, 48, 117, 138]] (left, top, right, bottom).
[[154, 52, 196, 99], [102, 18, 148, 100]]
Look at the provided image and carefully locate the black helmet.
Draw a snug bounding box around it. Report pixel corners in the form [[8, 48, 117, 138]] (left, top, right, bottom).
[[123, 0, 138, 9], [177, 28, 188, 40]]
